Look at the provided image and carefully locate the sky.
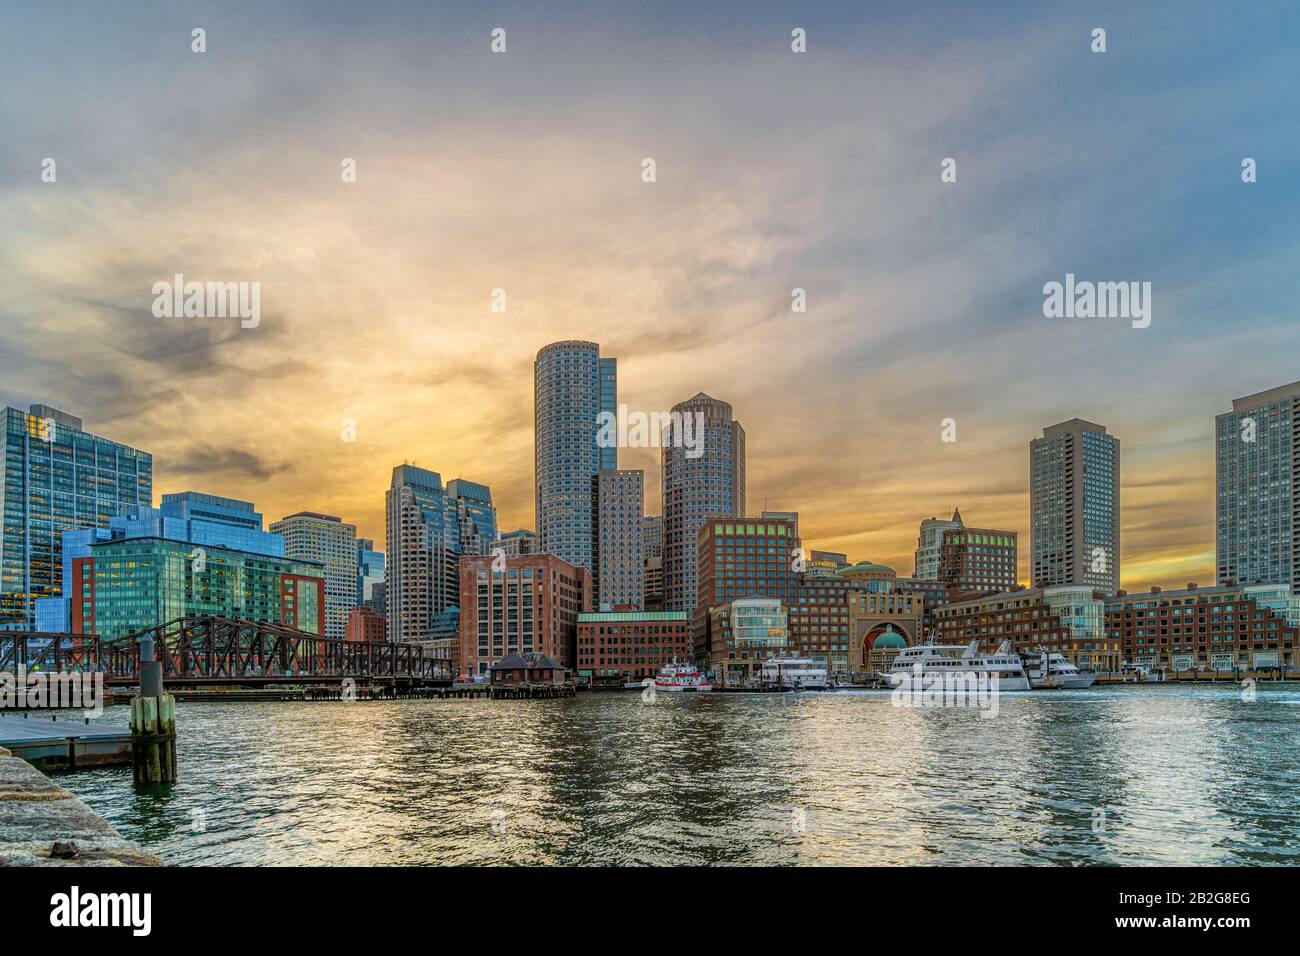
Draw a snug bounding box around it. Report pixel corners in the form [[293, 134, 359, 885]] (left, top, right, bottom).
[[2, 1, 1298, 590]]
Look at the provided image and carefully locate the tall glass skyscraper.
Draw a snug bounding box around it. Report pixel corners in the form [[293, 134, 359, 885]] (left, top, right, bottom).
[[1216, 380, 1300, 590], [662, 393, 746, 612], [0, 405, 152, 627], [1030, 419, 1120, 594], [534, 340, 617, 571], [386, 466, 497, 642], [356, 538, 385, 608]]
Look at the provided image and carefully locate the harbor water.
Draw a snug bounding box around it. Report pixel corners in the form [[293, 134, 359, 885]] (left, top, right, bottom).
[[52, 684, 1300, 866]]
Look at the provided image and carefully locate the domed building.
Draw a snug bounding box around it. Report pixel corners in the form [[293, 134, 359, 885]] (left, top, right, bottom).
[[837, 560, 898, 593]]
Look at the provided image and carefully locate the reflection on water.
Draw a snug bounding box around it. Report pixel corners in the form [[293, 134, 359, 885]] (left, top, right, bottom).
[[53, 685, 1300, 865]]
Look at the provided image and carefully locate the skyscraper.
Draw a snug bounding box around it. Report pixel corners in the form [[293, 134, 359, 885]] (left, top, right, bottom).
[[386, 465, 497, 643], [534, 340, 616, 571], [1030, 419, 1120, 594], [270, 512, 358, 641], [0, 405, 152, 627], [662, 393, 745, 611], [356, 538, 385, 607], [1216, 380, 1300, 590], [594, 469, 644, 610]]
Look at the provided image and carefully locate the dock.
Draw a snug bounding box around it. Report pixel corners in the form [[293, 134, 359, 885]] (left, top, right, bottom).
[[0, 714, 132, 771]]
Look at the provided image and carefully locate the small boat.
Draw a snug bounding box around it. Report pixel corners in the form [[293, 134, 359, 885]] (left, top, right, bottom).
[[759, 657, 830, 690], [1022, 649, 1097, 689], [653, 660, 713, 692]]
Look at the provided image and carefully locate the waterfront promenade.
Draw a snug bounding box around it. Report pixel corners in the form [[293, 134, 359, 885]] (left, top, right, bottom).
[[0, 745, 163, 866]]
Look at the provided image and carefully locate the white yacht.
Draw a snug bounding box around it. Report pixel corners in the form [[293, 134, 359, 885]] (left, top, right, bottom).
[[652, 660, 713, 692], [1022, 649, 1097, 689], [759, 657, 830, 690], [886, 640, 1030, 691]]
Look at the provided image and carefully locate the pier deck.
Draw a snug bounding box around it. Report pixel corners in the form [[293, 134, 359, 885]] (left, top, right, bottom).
[[0, 714, 132, 771]]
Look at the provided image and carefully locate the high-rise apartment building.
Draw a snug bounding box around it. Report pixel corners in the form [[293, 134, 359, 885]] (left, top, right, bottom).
[[270, 512, 358, 641], [459, 553, 591, 676], [1216, 381, 1300, 590], [534, 340, 616, 572], [386, 466, 497, 643], [662, 393, 745, 611], [914, 510, 964, 579], [594, 469, 644, 610], [0, 405, 152, 627], [1030, 419, 1120, 594]]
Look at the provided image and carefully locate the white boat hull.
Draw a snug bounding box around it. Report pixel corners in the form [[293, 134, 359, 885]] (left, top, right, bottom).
[[654, 683, 713, 692]]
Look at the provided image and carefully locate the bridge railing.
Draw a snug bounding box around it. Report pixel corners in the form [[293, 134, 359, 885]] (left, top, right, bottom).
[[102, 616, 452, 683], [0, 632, 102, 673]]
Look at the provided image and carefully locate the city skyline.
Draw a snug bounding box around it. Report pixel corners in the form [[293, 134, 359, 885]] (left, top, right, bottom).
[[4, 3, 1299, 593]]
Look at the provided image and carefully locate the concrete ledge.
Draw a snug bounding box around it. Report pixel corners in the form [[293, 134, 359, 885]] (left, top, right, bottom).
[[0, 754, 164, 866]]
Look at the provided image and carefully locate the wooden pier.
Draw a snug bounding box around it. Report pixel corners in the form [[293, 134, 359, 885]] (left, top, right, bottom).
[[0, 714, 132, 771]]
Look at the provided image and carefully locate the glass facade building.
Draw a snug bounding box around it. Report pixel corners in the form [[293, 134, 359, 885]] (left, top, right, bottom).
[[534, 340, 617, 573], [80, 536, 323, 640], [0, 405, 152, 628], [356, 538, 385, 607], [386, 466, 497, 642], [1216, 381, 1300, 591]]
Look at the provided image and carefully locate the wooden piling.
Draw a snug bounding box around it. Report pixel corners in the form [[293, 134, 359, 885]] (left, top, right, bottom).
[[130, 693, 177, 786]]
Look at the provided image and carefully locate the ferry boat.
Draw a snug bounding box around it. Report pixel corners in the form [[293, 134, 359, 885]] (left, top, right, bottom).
[[759, 657, 830, 690], [652, 660, 713, 692], [1021, 649, 1097, 689], [886, 640, 1030, 691]]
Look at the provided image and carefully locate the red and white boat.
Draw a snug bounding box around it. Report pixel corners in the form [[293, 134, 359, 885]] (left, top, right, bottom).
[[653, 660, 713, 692]]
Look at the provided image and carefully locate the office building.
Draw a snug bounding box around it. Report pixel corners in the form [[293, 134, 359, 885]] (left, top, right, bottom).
[[357, 538, 384, 608], [576, 609, 690, 686], [270, 512, 358, 641], [459, 553, 591, 677], [594, 469, 644, 610], [1031, 419, 1120, 594], [491, 529, 537, 557], [386, 466, 497, 643], [705, 598, 788, 685], [662, 393, 745, 611], [345, 605, 387, 644], [74, 536, 324, 640], [0, 405, 152, 627], [938, 525, 1018, 595], [534, 340, 616, 572]]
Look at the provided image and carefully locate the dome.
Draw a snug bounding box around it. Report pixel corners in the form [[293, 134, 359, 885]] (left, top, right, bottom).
[[838, 561, 896, 576], [872, 630, 907, 650]]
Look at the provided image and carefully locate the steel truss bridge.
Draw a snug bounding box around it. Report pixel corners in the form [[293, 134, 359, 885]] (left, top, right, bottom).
[[0, 616, 452, 688]]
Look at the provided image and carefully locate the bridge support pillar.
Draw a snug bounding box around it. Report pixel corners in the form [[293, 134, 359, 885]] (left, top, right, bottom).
[[131, 633, 176, 786]]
